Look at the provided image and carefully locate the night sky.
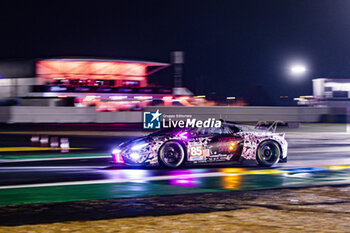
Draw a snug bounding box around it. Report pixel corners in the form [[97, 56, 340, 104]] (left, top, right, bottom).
[[1, 0, 350, 104]]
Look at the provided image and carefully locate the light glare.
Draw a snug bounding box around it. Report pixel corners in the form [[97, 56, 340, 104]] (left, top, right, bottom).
[[112, 149, 121, 154], [131, 143, 148, 151], [290, 65, 306, 75], [130, 152, 141, 161]]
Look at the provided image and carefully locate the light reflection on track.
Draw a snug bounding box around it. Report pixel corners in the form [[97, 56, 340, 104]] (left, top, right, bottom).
[[2, 165, 350, 206], [2, 165, 350, 189], [2, 132, 350, 205]]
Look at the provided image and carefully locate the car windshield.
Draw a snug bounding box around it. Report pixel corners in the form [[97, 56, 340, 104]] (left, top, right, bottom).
[[226, 124, 241, 133], [189, 126, 231, 135], [148, 123, 266, 137], [233, 124, 266, 132]]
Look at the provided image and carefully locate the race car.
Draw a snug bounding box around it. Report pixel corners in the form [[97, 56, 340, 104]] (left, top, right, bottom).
[[111, 122, 288, 168]]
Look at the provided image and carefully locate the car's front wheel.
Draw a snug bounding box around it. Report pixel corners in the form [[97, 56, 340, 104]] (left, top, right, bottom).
[[256, 140, 281, 167], [159, 141, 185, 168]]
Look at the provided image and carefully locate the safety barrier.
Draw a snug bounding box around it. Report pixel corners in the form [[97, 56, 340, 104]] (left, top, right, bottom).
[[0, 106, 335, 123], [144, 106, 330, 123]]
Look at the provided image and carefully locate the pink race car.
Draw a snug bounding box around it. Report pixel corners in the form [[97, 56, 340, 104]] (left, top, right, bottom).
[[111, 121, 288, 168]]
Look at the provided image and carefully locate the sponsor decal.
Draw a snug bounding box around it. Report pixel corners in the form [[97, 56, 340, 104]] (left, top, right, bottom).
[[188, 142, 204, 161], [162, 118, 221, 128], [143, 109, 222, 130], [143, 110, 162, 129]]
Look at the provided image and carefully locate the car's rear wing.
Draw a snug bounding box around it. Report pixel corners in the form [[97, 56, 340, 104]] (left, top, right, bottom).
[[255, 120, 285, 133]]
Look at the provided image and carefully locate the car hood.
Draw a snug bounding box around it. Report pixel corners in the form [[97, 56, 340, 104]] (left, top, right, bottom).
[[119, 136, 148, 148]]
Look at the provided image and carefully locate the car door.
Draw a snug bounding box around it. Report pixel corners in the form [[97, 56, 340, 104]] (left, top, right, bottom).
[[187, 126, 242, 162]]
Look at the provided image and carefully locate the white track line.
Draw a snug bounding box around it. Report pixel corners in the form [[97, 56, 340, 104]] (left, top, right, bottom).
[[2, 167, 350, 190], [0, 172, 228, 190], [2, 145, 346, 164], [0, 166, 106, 170], [0, 131, 146, 137], [0, 156, 110, 163], [285, 159, 350, 167], [290, 146, 350, 153]]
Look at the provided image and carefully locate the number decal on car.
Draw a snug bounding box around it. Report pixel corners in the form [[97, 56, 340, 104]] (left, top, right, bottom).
[[188, 143, 204, 161], [190, 146, 203, 156]]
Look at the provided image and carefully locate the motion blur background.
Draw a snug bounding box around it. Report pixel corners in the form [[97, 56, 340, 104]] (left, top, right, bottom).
[[1, 0, 350, 107]]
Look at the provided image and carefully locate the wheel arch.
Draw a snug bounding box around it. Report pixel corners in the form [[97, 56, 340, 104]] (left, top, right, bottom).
[[258, 138, 282, 152], [157, 139, 188, 167], [256, 138, 283, 161], [158, 139, 187, 153]]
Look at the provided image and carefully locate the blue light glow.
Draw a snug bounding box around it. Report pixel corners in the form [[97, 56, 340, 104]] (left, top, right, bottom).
[[130, 152, 141, 161], [131, 143, 148, 151], [112, 149, 121, 154]]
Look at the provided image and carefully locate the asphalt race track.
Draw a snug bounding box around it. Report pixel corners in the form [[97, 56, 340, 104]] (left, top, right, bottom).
[[1, 131, 350, 206]]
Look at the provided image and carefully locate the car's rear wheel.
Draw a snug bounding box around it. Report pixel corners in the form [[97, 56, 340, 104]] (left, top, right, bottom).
[[256, 140, 280, 167], [159, 141, 185, 168]]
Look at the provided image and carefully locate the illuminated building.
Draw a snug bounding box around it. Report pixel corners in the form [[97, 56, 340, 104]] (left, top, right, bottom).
[[296, 78, 350, 108], [35, 58, 167, 88], [0, 57, 196, 110], [27, 58, 193, 110]]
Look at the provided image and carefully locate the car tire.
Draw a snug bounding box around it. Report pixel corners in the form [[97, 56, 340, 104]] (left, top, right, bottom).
[[159, 141, 185, 168], [256, 140, 281, 167]]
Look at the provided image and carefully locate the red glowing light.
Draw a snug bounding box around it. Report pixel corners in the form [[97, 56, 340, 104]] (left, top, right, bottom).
[[37, 60, 148, 80]]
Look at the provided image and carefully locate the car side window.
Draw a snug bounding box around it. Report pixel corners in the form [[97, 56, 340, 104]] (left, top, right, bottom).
[[192, 127, 229, 136], [221, 126, 231, 134], [228, 125, 240, 133], [209, 127, 223, 134], [195, 127, 209, 135]]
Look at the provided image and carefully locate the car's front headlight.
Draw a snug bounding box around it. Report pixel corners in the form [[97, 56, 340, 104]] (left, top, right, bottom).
[[112, 149, 121, 154], [131, 143, 148, 151]]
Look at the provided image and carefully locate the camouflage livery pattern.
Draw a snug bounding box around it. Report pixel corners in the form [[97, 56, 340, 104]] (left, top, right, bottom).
[[238, 131, 288, 160], [115, 124, 288, 166]]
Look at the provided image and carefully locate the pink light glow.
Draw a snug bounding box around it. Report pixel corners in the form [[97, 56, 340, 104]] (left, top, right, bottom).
[[113, 152, 124, 164], [36, 60, 147, 80], [176, 131, 189, 140], [168, 170, 197, 188]]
